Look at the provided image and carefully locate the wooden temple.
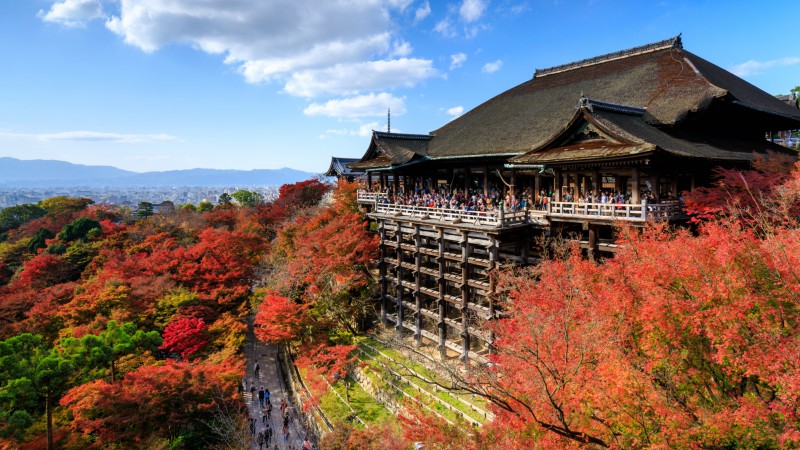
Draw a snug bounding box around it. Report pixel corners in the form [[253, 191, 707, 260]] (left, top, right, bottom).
[[347, 36, 800, 362], [324, 156, 364, 182]]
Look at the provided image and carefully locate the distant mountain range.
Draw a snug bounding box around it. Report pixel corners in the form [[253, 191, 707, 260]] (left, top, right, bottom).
[[0, 157, 316, 187]]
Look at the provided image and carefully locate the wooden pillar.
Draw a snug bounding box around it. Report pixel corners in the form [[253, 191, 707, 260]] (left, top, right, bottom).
[[582, 174, 590, 198], [510, 169, 517, 195], [395, 225, 403, 331], [464, 168, 470, 193], [447, 168, 454, 191], [588, 223, 599, 261], [631, 167, 641, 203], [460, 231, 470, 362], [483, 166, 489, 197], [414, 225, 422, 346], [593, 169, 601, 195], [652, 170, 660, 202], [534, 173, 541, 204], [487, 237, 498, 355], [393, 171, 400, 195], [554, 169, 562, 201], [437, 228, 447, 358], [368, 172, 373, 190], [380, 172, 386, 190], [379, 222, 388, 324]]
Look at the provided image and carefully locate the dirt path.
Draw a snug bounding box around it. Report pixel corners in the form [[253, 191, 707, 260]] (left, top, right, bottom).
[[244, 324, 311, 450]]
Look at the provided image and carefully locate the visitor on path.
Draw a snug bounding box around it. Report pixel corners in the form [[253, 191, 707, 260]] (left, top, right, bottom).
[[249, 417, 256, 436], [264, 422, 272, 444], [280, 398, 287, 414], [264, 387, 270, 403], [265, 423, 273, 445], [303, 436, 312, 449], [266, 400, 272, 419], [254, 361, 260, 379], [250, 384, 257, 404], [282, 425, 289, 444], [282, 410, 290, 430], [261, 406, 269, 425], [258, 387, 265, 408], [257, 430, 265, 449]]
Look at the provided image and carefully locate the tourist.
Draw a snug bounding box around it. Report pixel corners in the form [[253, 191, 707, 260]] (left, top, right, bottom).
[[254, 361, 260, 379], [258, 387, 265, 408]]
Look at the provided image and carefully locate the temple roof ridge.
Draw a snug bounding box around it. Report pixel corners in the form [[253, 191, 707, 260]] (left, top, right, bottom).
[[534, 34, 683, 79], [373, 131, 434, 140]]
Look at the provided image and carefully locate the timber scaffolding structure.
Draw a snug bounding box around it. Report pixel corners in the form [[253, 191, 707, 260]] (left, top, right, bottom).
[[345, 35, 800, 363]]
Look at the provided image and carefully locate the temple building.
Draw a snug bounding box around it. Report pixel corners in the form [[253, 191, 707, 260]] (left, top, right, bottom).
[[324, 156, 364, 182], [347, 36, 800, 362]]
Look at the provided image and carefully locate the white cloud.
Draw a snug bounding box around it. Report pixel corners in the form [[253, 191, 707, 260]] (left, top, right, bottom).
[[414, 1, 431, 23], [450, 52, 467, 70], [39, 0, 104, 27], [434, 19, 457, 38], [391, 40, 413, 57], [730, 56, 800, 77], [324, 121, 380, 137], [304, 93, 406, 118], [0, 130, 177, 143], [482, 59, 503, 73], [460, 0, 488, 22], [284, 58, 437, 98], [446, 106, 464, 117], [92, 0, 437, 97]]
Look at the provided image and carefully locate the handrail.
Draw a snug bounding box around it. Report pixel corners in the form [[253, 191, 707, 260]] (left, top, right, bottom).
[[363, 196, 685, 225]]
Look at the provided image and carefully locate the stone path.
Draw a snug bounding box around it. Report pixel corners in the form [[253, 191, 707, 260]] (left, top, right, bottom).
[[244, 326, 311, 450]]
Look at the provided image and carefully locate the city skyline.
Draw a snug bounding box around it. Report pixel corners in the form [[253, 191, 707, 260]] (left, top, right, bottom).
[[1, 0, 798, 173]]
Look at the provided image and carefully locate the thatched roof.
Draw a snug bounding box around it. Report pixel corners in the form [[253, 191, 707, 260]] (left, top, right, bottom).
[[425, 36, 800, 160], [348, 131, 431, 171], [324, 157, 362, 177], [509, 98, 787, 166]]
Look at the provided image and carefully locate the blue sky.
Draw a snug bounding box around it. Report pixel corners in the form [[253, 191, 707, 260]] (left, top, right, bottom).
[[0, 0, 798, 174]]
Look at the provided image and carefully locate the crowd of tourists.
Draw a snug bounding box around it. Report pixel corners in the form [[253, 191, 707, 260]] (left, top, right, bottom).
[[359, 184, 665, 213]]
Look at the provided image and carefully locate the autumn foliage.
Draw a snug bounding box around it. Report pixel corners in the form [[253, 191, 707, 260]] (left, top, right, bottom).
[[402, 160, 800, 449]]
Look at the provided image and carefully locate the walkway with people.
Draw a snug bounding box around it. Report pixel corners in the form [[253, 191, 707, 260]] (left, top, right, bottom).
[[244, 324, 313, 450]]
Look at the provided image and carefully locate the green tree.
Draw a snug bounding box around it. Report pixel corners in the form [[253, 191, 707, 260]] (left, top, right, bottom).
[[58, 321, 162, 383], [135, 201, 154, 219], [231, 190, 263, 207], [792, 85, 800, 108], [198, 200, 214, 212], [181, 203, 197, 212], [218, 192, 233, 206], [0, 333, 74, 450], [57, 217, 101, 242], [0, 204, 46, 233], [27, 227, 55, 253]]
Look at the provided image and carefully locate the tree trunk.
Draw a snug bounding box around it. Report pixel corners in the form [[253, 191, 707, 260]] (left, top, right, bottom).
[[46, 393, 53, 450]]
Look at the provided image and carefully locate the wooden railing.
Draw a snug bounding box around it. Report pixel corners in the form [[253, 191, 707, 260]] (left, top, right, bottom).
[[363, 194, 685, 226], [548, 201, 684, 222], [373, 203, 529, 227], [357, 191, 388, 203]]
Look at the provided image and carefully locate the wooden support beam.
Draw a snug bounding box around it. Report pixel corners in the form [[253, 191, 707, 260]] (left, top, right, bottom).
[[437, 228, 447, 358], [632, 167, 641, 203], [554, 169, 562, 201], [395, 228, 403, 331], [414, 224, 422, 346], [379, 222, 387, 324], [461, 230, 470, 362], [483, 166, 489, 197]]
